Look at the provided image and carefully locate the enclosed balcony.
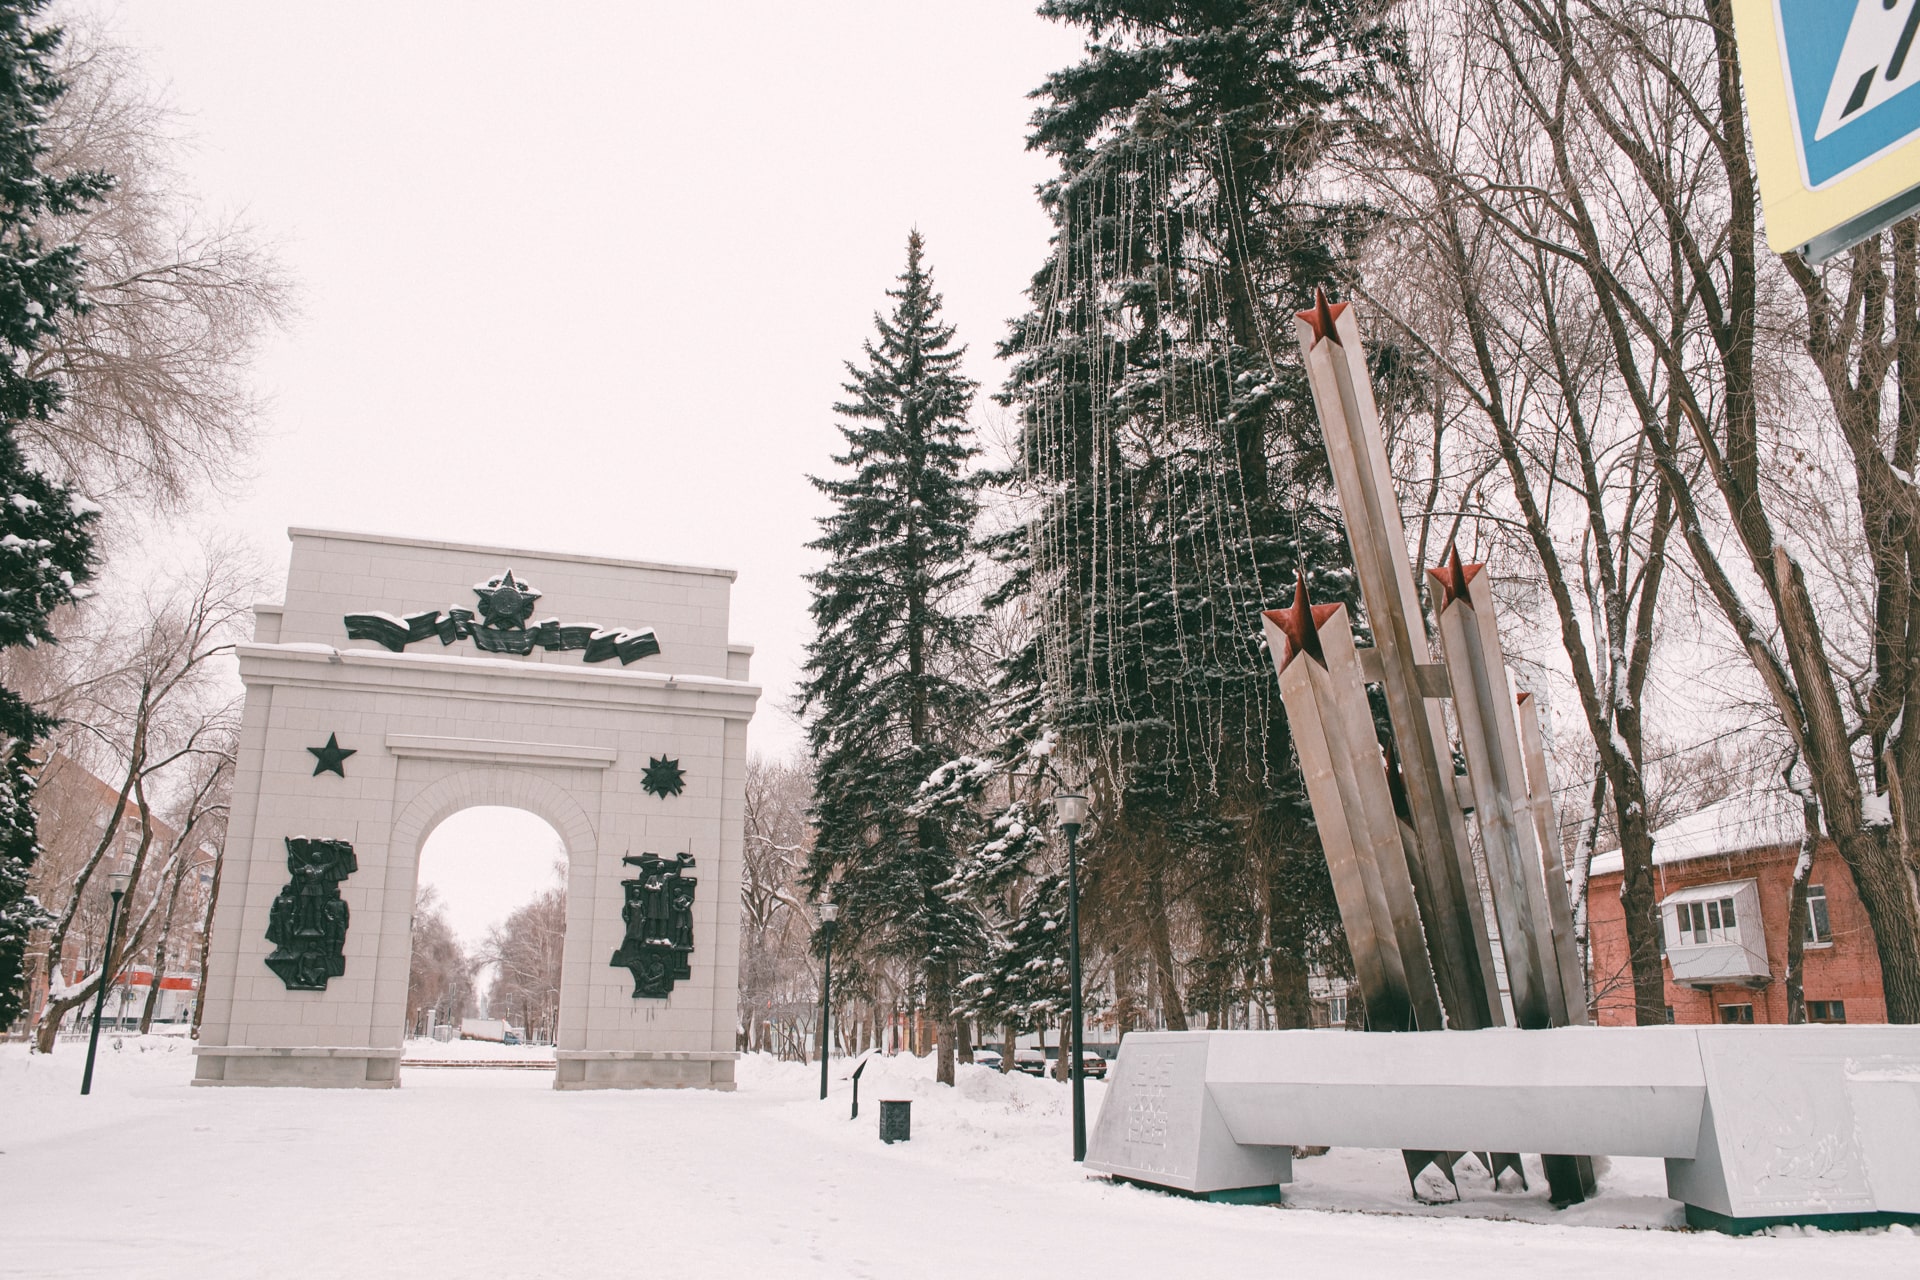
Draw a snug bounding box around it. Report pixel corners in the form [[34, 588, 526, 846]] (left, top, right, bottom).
[[1661, 880, 1770, 988]]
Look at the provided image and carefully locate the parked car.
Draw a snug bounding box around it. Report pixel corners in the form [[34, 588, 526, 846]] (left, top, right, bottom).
[[1079, 1051, 1108, 1079], [1013, 1048, 1048, 1076], [971, 1048, 1003, 1070]]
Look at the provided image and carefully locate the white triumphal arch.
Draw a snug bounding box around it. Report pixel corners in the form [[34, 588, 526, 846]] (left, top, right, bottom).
[[192, 529, 759, 1089]]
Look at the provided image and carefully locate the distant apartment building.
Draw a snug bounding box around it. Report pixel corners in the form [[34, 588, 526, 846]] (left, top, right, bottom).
[[19, 754, 215, 1033], [1587, 789, 1886, 1026]]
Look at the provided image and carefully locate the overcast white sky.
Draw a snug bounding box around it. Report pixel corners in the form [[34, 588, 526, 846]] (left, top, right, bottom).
[[100, 0, 1081, 755], [90, 2, 1083, 943]]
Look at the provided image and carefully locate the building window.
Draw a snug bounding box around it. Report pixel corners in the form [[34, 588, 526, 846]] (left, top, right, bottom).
[[1664, 1005, 1675, 1024], [1326, 996, 1347, 1026], [1673, 897, 1739, 946], [1718, 1003, 1755, 1024], [1804, 884, 1832, 945], [1806, 1000, 1846, 1024]]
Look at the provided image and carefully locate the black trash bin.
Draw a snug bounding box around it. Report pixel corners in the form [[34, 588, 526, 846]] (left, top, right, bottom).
[[879, 1099, 911, 1144]]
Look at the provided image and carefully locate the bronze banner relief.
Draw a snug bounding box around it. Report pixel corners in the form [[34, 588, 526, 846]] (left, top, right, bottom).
[[344, 567, 661, 665], [264, 837, 358, 992]]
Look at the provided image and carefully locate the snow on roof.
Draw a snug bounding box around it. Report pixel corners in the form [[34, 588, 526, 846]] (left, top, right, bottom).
[[1587, 788, 1809, 878]]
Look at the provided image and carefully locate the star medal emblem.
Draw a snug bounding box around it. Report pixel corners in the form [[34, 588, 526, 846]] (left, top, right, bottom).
[[472, 568, 541, 631], [307, 733, 357, 777], [641, 756, 686, 799]]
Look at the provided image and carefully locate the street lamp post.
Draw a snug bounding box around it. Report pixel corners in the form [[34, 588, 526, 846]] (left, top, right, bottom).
[[818, 901, 838, 1101], [1054, 791, 1089, 1161], [81, 871, 133, 1097]]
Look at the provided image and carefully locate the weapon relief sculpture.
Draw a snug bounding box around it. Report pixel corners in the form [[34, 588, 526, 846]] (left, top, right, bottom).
[[610, 852, 697, 998]]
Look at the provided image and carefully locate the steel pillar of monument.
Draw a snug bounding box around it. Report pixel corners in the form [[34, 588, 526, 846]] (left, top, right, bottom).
[[1268, 293, 1603, 1204], [1293, 295, 1501, 1031], [1264, 588, 1443, 1033], [1516, 691, 1588, 1025], [1428, 552, 1560, 1031]]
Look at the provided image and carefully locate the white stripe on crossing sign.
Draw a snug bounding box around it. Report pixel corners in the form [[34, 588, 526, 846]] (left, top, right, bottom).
[[1816, 0, 1920, 141]]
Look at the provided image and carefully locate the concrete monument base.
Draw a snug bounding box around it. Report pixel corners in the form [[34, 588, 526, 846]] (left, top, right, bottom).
[[553, 1050, 738, 1091], [1086, 1026, 1920, 1230], [192, 1045, 403, 1089]]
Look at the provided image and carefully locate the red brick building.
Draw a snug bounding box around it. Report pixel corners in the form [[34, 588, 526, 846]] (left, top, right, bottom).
[[1587, 789, 1886, 1026]]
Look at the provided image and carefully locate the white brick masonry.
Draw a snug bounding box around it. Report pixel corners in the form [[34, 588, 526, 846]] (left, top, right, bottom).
[[193, 529, 759, 1090]]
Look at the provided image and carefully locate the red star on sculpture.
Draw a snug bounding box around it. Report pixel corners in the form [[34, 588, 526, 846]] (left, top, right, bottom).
[[1295, 285, 1349, 346], [1426, 544, 1483, 609], [1263, 570, 1343, 670]]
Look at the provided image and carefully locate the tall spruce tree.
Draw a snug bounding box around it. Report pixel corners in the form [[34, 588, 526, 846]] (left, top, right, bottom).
[[801, 232, 983, 1085], [0, 1, 105, 1029], [996, 0, 1399, 1028]]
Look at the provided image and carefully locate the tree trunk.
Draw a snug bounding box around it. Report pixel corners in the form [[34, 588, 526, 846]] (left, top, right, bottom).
[[138, 945, 163, 1033], [1784, 868, 1811, 1026], [36, 729, 146, 1039], [1775, 548, 1920, 1021], [1145, 871, 1186, 1030], [1268, 939, 1313, 1029], [1613, 809, 1667, 1025], [140, 858, 191, 1034], [1001, 1020, 1015, 1073], [956, 1015, 972, 1065], [191, 852, 219, 1043]]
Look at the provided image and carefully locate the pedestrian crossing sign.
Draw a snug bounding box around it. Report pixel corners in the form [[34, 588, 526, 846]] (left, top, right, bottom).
[[1733, 2, 1920, 261]]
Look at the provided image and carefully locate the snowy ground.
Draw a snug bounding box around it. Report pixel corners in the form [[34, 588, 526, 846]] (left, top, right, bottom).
[[2, 1037, 1914, 1279], [398, 1037, 556, 1063]]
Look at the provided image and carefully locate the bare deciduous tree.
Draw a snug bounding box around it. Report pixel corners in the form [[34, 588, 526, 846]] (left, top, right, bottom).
[[739, 752, 821, 1059], [24, 12, 291, 512], [1358, 0, 1920, 1020], [24, 544, 255, 1050], [481, 866, 564, 1043], [406, 885, 475, 1037]]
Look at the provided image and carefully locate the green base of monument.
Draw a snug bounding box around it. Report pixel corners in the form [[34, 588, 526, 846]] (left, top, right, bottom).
[[1111, 1176, 1283, 1205], [1684, 1205, 1920, 1235]]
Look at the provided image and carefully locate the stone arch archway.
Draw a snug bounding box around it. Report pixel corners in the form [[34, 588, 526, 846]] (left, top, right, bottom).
[[392, 767, 594, 1065], [192, 529, 758, 1090]]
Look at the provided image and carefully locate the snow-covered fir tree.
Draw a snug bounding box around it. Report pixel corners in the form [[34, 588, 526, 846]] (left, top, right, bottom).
[[995, 0, 1401, 1030], [0, 0, 104, 1028], [800, 232, 984, 1085]]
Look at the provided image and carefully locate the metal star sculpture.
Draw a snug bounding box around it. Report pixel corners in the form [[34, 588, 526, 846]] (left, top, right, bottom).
[[1295, 285, 1349, 346], [1262, 570, 1342, 671], [641, 755, 686, 799], [307, 733, 357, 777], [472, 568, 541, 630]]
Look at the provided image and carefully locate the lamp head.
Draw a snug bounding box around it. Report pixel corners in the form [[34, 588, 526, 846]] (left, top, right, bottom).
[[1053, 791, 1088, 834], [820, 902, 839, 925], [107, 871, 131, 899]]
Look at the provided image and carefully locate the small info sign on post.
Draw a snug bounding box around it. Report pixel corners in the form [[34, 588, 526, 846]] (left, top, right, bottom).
[[1732, 1, 1920, 262]]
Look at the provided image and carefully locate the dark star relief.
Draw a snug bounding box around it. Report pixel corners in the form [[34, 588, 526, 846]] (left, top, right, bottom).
[[473, 568, 541, 630], [641, 755, 686, 799], [307, 733, 357, 777]]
